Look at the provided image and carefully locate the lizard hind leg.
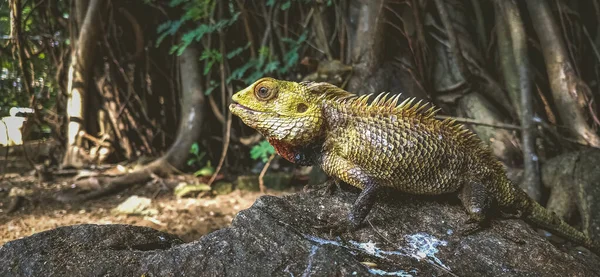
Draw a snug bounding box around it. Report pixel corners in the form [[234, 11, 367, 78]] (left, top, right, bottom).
[[457, 180, 492, 235]]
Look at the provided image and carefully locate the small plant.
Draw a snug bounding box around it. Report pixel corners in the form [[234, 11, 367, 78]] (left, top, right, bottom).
[[187, 142, 206, 167], [188, 142, 215, 176], [250, 140, 275, 163], [194, 160, 215, 177]]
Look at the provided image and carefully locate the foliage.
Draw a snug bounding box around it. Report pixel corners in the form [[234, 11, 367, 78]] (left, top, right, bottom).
[[187, 142, 206, 167], [187, 142, 215, 176], [156, 0, 309, 92], [227, 32, 308, 86], [156, 0, 240, 55], [250, 140, 276, 163], [0, 0, 65, 116]]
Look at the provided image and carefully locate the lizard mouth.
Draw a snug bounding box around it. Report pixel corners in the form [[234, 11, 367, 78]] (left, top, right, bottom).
[[229, 103, 265, 116], [230, 103, 251, 111], [229, 103, 284, 119]]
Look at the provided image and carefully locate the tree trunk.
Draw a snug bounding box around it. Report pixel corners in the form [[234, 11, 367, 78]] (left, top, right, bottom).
[[163, 44, 206, 167], [62, 0, 105, 168], [346, 0, 387, 94], [527, 0, 600, 147]]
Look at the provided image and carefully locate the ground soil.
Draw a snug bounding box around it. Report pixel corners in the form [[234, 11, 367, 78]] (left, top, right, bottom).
[[0, 172, 295, 245]]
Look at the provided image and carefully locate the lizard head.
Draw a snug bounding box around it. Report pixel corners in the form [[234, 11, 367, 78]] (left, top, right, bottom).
[[229, 77, 327, 145]]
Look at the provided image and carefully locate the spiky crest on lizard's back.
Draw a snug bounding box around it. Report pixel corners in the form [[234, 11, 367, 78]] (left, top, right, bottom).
[[301, 81, 482, 146]]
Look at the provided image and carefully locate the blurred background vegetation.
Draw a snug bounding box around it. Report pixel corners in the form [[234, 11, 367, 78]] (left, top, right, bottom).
[[1, 0, 600, 205]]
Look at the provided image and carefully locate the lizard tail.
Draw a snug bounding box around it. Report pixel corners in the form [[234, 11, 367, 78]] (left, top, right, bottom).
[[524, 200, 600, 255]]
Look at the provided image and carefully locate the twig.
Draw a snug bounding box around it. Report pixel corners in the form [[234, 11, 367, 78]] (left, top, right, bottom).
[[535, 118, 600, 149], [433, 0, 470, 81], [470, 0, 487, 49], [271, 6, 287, 59], [98, 16, 151, 127], [239, 133, 263, 146], [99, 24, 154, 154], [118, 7, 144, 62], [338, 1, 346, 64], [435, 115, 521, 131], [583, 26, 600, 63], [208, 93, 225, 124], [259, 154, 275, 194], [555, 0, 580, 77], [410, 0, 428, 85], [589, 98, 600, 126], [259, 3, 273, 51], [503, 0, 540, 201], [535, 84, 557, 124], [236, 0, 256, 58], [207, 100, 231, 187], [78, 130, 111, 148], [208, 3, 232, 187]]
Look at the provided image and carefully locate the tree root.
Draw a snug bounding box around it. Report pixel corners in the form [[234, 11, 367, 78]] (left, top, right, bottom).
[[54, 158, 175, 203]]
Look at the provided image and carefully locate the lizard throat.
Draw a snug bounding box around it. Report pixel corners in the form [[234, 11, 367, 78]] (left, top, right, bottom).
[[267, 138, 298, 164], [266, 137, 318, 166]]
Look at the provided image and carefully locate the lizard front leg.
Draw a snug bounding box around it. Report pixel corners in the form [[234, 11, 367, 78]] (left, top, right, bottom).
[[318, 153, 380, 233]]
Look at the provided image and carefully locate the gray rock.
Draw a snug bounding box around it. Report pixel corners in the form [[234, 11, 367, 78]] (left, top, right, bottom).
[[1, 190, 599, 276]]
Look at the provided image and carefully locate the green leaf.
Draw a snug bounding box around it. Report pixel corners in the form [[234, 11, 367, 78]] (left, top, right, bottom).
[[194, 161, 215, 177], [281, 1, 291, 10], [250, 140, 276, 163], [204, 83, 218, 95], [227, 59, 256, 84], [169, 0, 188, 7], [264, 61, 280, 73], [226, 42, 251, 59], [190, 142, 199, 155]]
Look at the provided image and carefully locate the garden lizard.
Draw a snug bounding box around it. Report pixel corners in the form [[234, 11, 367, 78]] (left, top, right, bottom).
[[229, 77, 599, 254]]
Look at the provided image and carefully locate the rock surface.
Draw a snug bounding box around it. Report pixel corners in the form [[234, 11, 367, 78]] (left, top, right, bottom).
[[1, 189, 599, 276]]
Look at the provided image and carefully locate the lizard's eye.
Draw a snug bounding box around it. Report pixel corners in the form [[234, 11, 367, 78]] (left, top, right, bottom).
[[255, 85, 274, 100], [258, 87, 269, 98]]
